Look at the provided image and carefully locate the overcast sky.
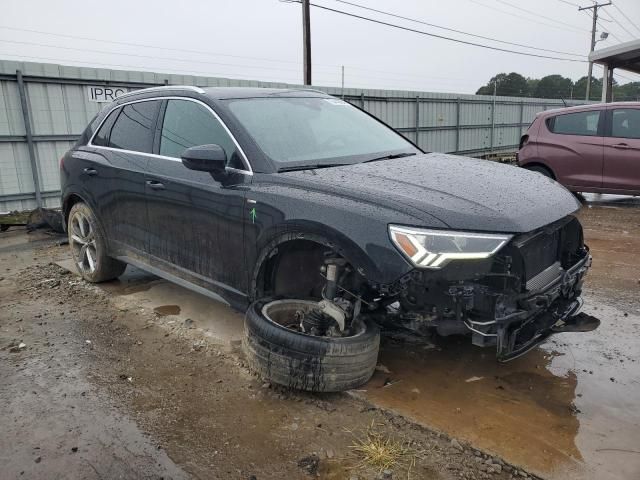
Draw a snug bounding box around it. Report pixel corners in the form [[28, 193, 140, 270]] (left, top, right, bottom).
[[3, 0, 640, 93]]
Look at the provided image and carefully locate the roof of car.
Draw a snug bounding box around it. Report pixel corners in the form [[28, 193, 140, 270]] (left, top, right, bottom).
[[201, 87, 329, 99], [540, 101, 640, 116], [116, 85, 331, 102]]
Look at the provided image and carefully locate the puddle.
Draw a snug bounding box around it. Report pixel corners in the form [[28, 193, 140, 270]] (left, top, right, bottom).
[[154, 305, 181, 316], [361, 300, 640, 480], [56, 259, 244, 344]]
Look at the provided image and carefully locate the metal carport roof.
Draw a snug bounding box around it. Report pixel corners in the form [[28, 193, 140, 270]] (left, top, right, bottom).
[[589, 39, 640, 102], [590, 39, 640, 74]]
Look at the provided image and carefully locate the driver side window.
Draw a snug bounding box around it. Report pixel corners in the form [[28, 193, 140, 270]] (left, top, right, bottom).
[[160, 99, 245, 169]]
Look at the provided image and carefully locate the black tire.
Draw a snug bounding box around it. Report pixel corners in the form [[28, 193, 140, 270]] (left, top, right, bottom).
[[243, 299, 380, 392], [526, 165, 553, 179], [68, 202, 126, 282]]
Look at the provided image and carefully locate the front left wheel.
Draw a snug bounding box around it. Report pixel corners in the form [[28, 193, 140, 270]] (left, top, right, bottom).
[[243, 299, 380, 392], [68, 202, 126, 282]]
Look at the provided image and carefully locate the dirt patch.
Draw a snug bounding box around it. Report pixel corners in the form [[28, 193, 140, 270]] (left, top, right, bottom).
[[0, 244, 530, 480]]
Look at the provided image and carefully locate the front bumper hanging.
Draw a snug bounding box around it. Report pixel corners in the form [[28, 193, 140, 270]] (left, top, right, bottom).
[[464, 251, 595, 362]]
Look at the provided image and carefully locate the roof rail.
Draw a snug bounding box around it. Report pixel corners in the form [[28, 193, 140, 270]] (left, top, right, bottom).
[[117, 85, 205, 100]]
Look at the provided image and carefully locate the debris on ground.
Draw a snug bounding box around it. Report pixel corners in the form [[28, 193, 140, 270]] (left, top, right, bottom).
[[297, 454, 320, 475]]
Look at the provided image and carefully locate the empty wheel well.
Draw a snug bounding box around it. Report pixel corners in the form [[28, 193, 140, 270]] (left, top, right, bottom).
[[253, 237, 371, 303], [256, 240, 331, 300], [524, 163, 555, 179]]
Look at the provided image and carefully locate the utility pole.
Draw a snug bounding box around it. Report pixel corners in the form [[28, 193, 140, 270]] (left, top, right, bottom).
[[341, 65, 345, 98], [579, 2, 611, 101], [302, 0, 312, 85]]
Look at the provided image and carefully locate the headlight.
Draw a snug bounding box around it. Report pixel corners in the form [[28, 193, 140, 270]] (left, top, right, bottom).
[[389, 225, 512, 269]]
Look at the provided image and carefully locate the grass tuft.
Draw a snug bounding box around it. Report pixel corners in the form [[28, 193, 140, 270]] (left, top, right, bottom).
[[348, 421, 417, 477]]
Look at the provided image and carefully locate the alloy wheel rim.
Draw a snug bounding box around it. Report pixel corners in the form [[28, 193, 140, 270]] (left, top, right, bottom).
[[69, 212, 97, 274]]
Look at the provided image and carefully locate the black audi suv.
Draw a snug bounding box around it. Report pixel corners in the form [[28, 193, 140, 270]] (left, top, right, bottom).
[[61, 86, 594, 392]]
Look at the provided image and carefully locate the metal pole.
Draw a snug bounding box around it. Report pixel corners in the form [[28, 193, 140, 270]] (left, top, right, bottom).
[[341, 65, 344, 99], [414, 96, 420, 146], [455, 98, 461, 152], [360, 91, 364, 108], [519, 100, 525, 135], [580, 2, 611, 101], [302, 0, 312, 85], [16, 69, 42, 208], [490, 81, 497, 154]]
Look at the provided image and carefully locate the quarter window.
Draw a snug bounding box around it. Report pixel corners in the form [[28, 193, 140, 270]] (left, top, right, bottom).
[[92, 108, 120, 146], [611, 108, 640, 139], [108, 100, 161, 153], [547, 110, 601, 136], [160, 99, 244, 169]]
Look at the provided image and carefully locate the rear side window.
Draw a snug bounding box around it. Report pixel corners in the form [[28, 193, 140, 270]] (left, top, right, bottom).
[[91, 108, 120, 146], [611, 108, 640, 139], [159, 99, 244, 169], [547, 110, 600, 136], [108, 100, 161, 153]]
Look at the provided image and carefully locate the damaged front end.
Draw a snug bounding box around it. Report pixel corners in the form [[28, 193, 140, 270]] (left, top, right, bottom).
[[378, 215, 597, 361]]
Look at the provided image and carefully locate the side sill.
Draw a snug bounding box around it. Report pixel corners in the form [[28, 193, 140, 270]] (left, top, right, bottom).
[[115, 255, 232, 307]]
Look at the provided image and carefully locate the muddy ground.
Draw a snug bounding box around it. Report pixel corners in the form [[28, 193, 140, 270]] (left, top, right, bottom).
[[1, 194, 638, 480]]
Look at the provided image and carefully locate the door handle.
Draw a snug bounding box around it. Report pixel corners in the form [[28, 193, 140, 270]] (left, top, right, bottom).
[[146, 180, 165, 190], [612, 143, 630, 149], [83, 167, 98, 176]]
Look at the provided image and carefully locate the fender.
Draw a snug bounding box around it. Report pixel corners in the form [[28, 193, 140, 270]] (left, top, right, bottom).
[[61, 186, 115, 253], [249, 219, 405, 299]]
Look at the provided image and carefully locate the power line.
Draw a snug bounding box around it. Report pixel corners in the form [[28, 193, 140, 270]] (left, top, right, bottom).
[[328, 0, 584, 57], [493, 0, 589, 32], [0, 24, 313, 68], [600, 10, 636, 39], [292, 1, 587, 62], [466, 0, 586, 34], [612, 3, 640, 35], [0, 38, 308, 74], [608, 4, 640, 37]]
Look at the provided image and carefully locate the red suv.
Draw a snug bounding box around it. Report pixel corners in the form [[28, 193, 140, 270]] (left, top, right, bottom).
[[518, 102, 640, 195]]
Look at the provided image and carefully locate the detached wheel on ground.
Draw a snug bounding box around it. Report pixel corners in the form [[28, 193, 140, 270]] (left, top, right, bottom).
[[68, 202, 126, 282], [244, 299, 380, 392]]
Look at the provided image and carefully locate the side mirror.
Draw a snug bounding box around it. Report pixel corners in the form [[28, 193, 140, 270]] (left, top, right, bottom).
[[181, 144, 227, 172]]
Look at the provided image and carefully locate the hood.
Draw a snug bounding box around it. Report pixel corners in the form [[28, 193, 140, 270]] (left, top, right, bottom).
[[280, 153, 581, 233]]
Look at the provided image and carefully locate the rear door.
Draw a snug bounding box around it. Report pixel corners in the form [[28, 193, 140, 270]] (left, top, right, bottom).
[[603, 106, 640, 192], [87, 99, 161, 259], [540, 109, 604, 189], [144, 97, 252, 301]]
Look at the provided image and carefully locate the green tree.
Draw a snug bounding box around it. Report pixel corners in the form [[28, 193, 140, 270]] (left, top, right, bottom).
[[573, 76, 603, 101], [613, 81, 640, 101], [533, 75, 573, 99], [476, 72, 529, 96]]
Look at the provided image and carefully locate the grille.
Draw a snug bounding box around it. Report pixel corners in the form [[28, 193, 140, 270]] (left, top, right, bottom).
[[519, 230, 559, 279], [526, 261, 562, 291]]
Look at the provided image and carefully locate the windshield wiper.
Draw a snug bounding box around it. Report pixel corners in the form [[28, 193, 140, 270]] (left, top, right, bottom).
[[363, 152, 417, 163], [278, 163, 349, 173]]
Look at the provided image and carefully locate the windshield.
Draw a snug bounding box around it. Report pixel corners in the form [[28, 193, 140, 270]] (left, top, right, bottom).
[[226, 97, 418, 168]]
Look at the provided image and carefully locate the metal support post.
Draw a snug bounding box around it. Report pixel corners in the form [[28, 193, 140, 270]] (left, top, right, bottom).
[[16, 70, 42, 208]]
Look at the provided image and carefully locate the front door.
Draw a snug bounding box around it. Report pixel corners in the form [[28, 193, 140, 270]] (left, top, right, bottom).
[[603, 107, 640, 193], [145, 98, 252, 304]]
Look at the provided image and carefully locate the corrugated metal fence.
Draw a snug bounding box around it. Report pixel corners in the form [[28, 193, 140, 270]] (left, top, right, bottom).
[[0, 60, 585, 212]]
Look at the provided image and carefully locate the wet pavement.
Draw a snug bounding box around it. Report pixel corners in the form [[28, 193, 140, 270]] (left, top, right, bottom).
[[2, 194, 638, 479]]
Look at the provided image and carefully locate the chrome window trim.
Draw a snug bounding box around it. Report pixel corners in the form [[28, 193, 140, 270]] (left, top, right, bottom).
[[116, 85, 206, 100], [87, 96, 253, 175]]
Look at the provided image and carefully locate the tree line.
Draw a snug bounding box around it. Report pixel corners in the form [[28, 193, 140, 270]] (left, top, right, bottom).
[[476, 72, 640, 101]]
